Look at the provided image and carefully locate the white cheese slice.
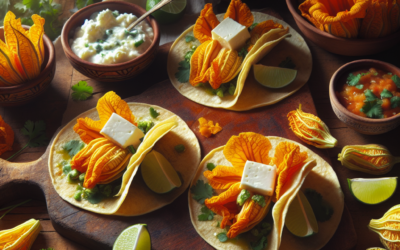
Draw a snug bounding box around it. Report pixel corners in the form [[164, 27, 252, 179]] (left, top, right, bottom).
[[211, 17, 250, 50], [100, 113, 144, 149], [240, 161, 277, 196]]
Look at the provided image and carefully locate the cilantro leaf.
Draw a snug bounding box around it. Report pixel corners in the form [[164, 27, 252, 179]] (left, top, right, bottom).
[[63, 140, 85, 157], [206, 163, 216, 171], [355, 84, 364, 89], [217, 232, 228, 242], [185, 35, 196, 43], [249, 22, 259, 31], [191, 180, 213, 204], [21, 120, 48, 147], [360, 101, 383, 118], [278, 57, 296, 69], [391, 96, 400, 108], [71, 81, 93, 101], [364, 89, 378, 102], [14, 3, 28, 13], [238, 47, 248, 58], [381, 89, 393, 98], [347, 73, 361, 86], [304, 189, 333, 222], [198, 206, 215, 221], [184, 50, 194, 62], [250, 236, 267, 250], [251, 195, 266, 207], [392, 75, 400, 88], [22, 0, 40, 11], [175, 60, 190, 83], [149, 107, 160, 119], [138, 120, 154, 134]]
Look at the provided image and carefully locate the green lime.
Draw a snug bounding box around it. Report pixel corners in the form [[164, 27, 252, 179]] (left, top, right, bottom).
[[253, 64, 297, 89], [285, 190, 318, 237], [146, 0, 186, 24], [348, 177, 397, 205], [113, 224, 151, 250], [141, 150, 182, 194]]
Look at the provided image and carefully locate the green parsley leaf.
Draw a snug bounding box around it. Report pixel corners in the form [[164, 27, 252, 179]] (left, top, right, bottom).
[[392, 75, 400, 88], [63, 140, 85, 157], [391, 96, 400, 108], [71, 81, 93, 101], [198, 205, 215, 221], [304, 189, 333, 222], [347, 73, 361, 86], [237, 189, 251, 206], [206, 163, 216, 171], [184, 50, 195, 62], [138, 120, 154, 134], [191, 180, 213, 204], [185, 35, 196, 43], [175, 60, 190, 83], [174, 144, 185, 153], [364, 89, 379, 102], [217, 232, 228, 242], [238, 47, 248, 58], [250, 236, 267, 250], [249, 22, 259, 31], [252, 195, 266, 207], [355, 84, 364, 89], [360, 101, 383, 119], [381, 89, 393, 98], [21, 120, 48, 147], [278, 57, 296, 69], [150, 107, 160, 119]]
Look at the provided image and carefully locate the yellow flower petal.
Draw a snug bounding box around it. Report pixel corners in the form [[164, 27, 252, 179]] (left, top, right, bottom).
[[203, 165, 243, 189], [193, 3, 220, 43]]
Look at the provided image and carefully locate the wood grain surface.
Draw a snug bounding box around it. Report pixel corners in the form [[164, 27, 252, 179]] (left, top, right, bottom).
[[1, 1, 399, 250]]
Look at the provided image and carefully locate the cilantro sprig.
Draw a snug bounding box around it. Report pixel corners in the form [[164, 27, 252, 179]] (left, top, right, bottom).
[[391, 96, 400, 108], [191, 180, 213, 204], [392, 74, 400, 88], [360, 101, 383, 119], [63, 140, 85, 157], [71, 81, 93, 101], [346, 73, 361, 86], [7, 120, 48, 161], [185, 35, 196, 43], [198, 206, 215, 221], [150, 107, 160, 119], [381, 89, 393, 98], [175, 45, 197, 83]]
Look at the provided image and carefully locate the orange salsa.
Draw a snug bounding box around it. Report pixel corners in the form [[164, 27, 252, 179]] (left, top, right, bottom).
[[337, 68, 400, 119]]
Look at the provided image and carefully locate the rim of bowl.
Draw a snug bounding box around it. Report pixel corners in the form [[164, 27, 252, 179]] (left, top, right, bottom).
[[329, 59, 400, 123], [286, 0, 400, 43], [0, 26, 55, 92], [61, 0, 159, 69]]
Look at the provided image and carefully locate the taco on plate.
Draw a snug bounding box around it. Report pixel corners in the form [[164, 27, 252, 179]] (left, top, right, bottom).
[[168, 0, 312, 111], [49, 91, 200, 216], [189, 132, 343, 249]]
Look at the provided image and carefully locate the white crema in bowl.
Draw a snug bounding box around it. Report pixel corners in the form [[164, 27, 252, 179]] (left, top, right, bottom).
[[70, 9, 154, 65]]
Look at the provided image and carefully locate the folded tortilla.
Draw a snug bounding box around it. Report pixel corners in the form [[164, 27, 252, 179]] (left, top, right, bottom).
[[49, 103, 201, 216], [188, 136, 343, 250], [168, 12, 312, 111]]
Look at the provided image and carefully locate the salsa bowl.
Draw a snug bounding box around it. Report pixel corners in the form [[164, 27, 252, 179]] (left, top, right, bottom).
[[329, 59, 400, 135], [61, 1, 160, 82], [286, 0, 400, 56], [0, 26, 55, 107]]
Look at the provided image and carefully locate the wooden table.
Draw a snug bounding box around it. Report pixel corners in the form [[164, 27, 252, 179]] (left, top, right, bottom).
[[1, 1, 400, 249]]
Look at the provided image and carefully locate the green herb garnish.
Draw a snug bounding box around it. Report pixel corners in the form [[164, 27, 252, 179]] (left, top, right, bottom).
[[191, 180, 213, 204], [251, 195, 266, 207], [217, 232, 228, 242], [381, 89, 393, 98], [112, 10, 119, 17], [150, 107, 160, 118], [278, 57, 296, 69], [238, 47, 248, 58], [304, 189, 334, 222], [249, 22, 259, 31], [138, 120, 154, 134], [355, 84, 364, 89], [71, 80, 93, 101], [364, 89, 379, 102], [347, 73, 361, 86], [198, 205, 215, 221], [392, 74, 400, 88], [174, 144, 185, 153], [237, 189, 251, 206], [391, 96, 400, 108], [134, 38, 144, 47], [216, 221, 220, 227], [229, 83, 236, 95], [185, 35, 196, 43], [250, 236, 268, 250], [175, 60, 190, 83], [76, 0, 100, 9], [206, 163, 216, 171], [360, 101, 383, 119], [63, 140, 85, 157], [128, 145, 136, 154]]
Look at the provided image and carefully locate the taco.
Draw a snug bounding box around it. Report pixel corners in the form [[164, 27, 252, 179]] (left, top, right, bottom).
[[167, 1, 312, 111], [49, 91, 201, 216], [189, 133, 343, 250]]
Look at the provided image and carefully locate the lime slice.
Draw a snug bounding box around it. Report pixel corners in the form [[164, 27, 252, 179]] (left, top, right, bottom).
[[141, 150, 182, 193], [285, 190, 318, 237], [348, 177, 397, 205], [146, 0, 186, 24], [113, 224, 151, 250], [253, 64, 297, 89]]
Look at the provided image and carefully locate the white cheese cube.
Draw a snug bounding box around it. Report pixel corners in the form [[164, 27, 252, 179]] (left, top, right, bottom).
[[211, 17, 250, 50], [100, 113, 144, 149], [240, 161, 277, 196]]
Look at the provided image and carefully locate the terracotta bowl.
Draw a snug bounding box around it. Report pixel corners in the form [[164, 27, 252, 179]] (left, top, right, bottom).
[[61, 1, 160, 82], [0, 26, 55, 107], [329, 59, 400, 135], [286, 0, 400, 56]]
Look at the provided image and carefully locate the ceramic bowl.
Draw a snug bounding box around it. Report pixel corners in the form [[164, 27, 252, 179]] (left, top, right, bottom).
[[286, 0, 400, 56], [329, 59, 400, 135], [0, 26, 55, 107], [61, 1, 160, 82]]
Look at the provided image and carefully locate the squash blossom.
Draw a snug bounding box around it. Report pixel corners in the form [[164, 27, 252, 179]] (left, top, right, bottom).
[[0, 115, 14, 156], [338, 144, 400, 175], [190, 0, 287, 89], [287, 104, 337, 149], [0, 219, 41, 250], [198, 117, 222, 137], [0, 11, 45, 86], [203, 132, 311, 239], [369, 204, 400, 250]]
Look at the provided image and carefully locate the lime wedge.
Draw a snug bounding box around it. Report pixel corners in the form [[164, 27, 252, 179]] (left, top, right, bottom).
[[146, 0, 186, 24], [348, 177, 397, 205], [141, 150, 182, 194], [285, 190, 318, 237], [113, 224, 151, 250], [253, 64, 297, 89]]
